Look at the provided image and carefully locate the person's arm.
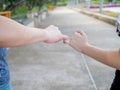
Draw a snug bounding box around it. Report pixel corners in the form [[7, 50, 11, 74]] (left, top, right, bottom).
[[82, 44, 120, 69], [65, 30, 120, 69], [0, 16, 67, 47]]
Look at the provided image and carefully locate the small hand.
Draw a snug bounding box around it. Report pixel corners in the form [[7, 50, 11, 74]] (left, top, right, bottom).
[[64, 30, 88, 52]]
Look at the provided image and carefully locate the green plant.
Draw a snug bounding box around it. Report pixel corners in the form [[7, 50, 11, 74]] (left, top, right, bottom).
[[0, 8, 4, 12], [57, 1, 67, 6], [12, 5, 28, 16], [115, 0, 120, 3], [91, 0, 113, 4], [32, 6, 40, 12]]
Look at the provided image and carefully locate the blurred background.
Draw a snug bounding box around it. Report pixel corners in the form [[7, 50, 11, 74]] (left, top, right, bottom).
[[0, 0, 120, 24], [0, 0, 120, 90]]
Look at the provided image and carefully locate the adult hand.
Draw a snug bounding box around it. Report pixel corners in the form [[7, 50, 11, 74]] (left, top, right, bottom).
[[44, 25, 68, 43], [64, 30, 88, 52]]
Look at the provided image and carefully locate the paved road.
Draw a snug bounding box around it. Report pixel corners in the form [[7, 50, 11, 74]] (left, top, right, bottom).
[[8, 7, 120, 90]]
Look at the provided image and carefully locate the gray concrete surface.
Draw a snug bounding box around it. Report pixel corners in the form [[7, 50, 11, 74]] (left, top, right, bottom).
[[7, 7, 120, 90], [72, 7, 120, 26], [71, 7, 117, 26]]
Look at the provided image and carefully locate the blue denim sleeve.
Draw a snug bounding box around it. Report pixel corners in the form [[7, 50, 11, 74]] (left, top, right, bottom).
[[0, 48, 10, 85]]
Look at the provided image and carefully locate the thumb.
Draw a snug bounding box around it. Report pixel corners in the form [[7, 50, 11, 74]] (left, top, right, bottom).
[[62, 35, 69, 40], [61, 34, 70, 44]]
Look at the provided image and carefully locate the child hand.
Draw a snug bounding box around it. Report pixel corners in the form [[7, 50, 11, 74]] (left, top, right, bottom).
[[64, 30, 88, 52]]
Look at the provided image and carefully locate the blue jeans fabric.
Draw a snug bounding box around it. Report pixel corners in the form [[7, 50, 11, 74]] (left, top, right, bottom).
[[0, 82, 12, 90], [0, 48, 10, 85]]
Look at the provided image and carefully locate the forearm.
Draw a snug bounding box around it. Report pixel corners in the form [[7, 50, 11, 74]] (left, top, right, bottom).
[[0, 16, 47, 47], [82, 44, 120, 69], [107, 49, 120, 69]]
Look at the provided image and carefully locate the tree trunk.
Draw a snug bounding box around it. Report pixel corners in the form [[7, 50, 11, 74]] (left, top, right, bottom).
[[5, 0, 25, 11]]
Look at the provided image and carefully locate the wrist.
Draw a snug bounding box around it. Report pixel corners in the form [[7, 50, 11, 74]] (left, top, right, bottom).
[[80, 43, 91, 53], [43, 30, 49, 42]]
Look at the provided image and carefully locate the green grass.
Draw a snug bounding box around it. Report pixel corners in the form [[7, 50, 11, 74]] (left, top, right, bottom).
[[57, 1, 67, 6], [91, 0, 109, 4], [104, 11, 119, 18], [91, 0, 120, 4], [45, 0, 67, 7]]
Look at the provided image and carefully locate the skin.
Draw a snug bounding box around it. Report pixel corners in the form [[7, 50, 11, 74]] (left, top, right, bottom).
[[0, 16, 67, 47], [65, 30, 120, 70], [1, 15, 120, 69]]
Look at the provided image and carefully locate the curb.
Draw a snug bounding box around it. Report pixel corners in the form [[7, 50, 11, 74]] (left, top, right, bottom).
[[72, 8, 117, 26]]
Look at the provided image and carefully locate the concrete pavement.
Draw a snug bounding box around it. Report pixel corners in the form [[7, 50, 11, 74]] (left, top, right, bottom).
[[71, 7, 119, 26], [7, 7, 120, 90]]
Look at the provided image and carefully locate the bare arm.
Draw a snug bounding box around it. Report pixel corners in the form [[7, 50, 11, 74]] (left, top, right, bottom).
[[65, 30, 120, 69], [82, 44, 120, 69], [0, 16, 67, 47]]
